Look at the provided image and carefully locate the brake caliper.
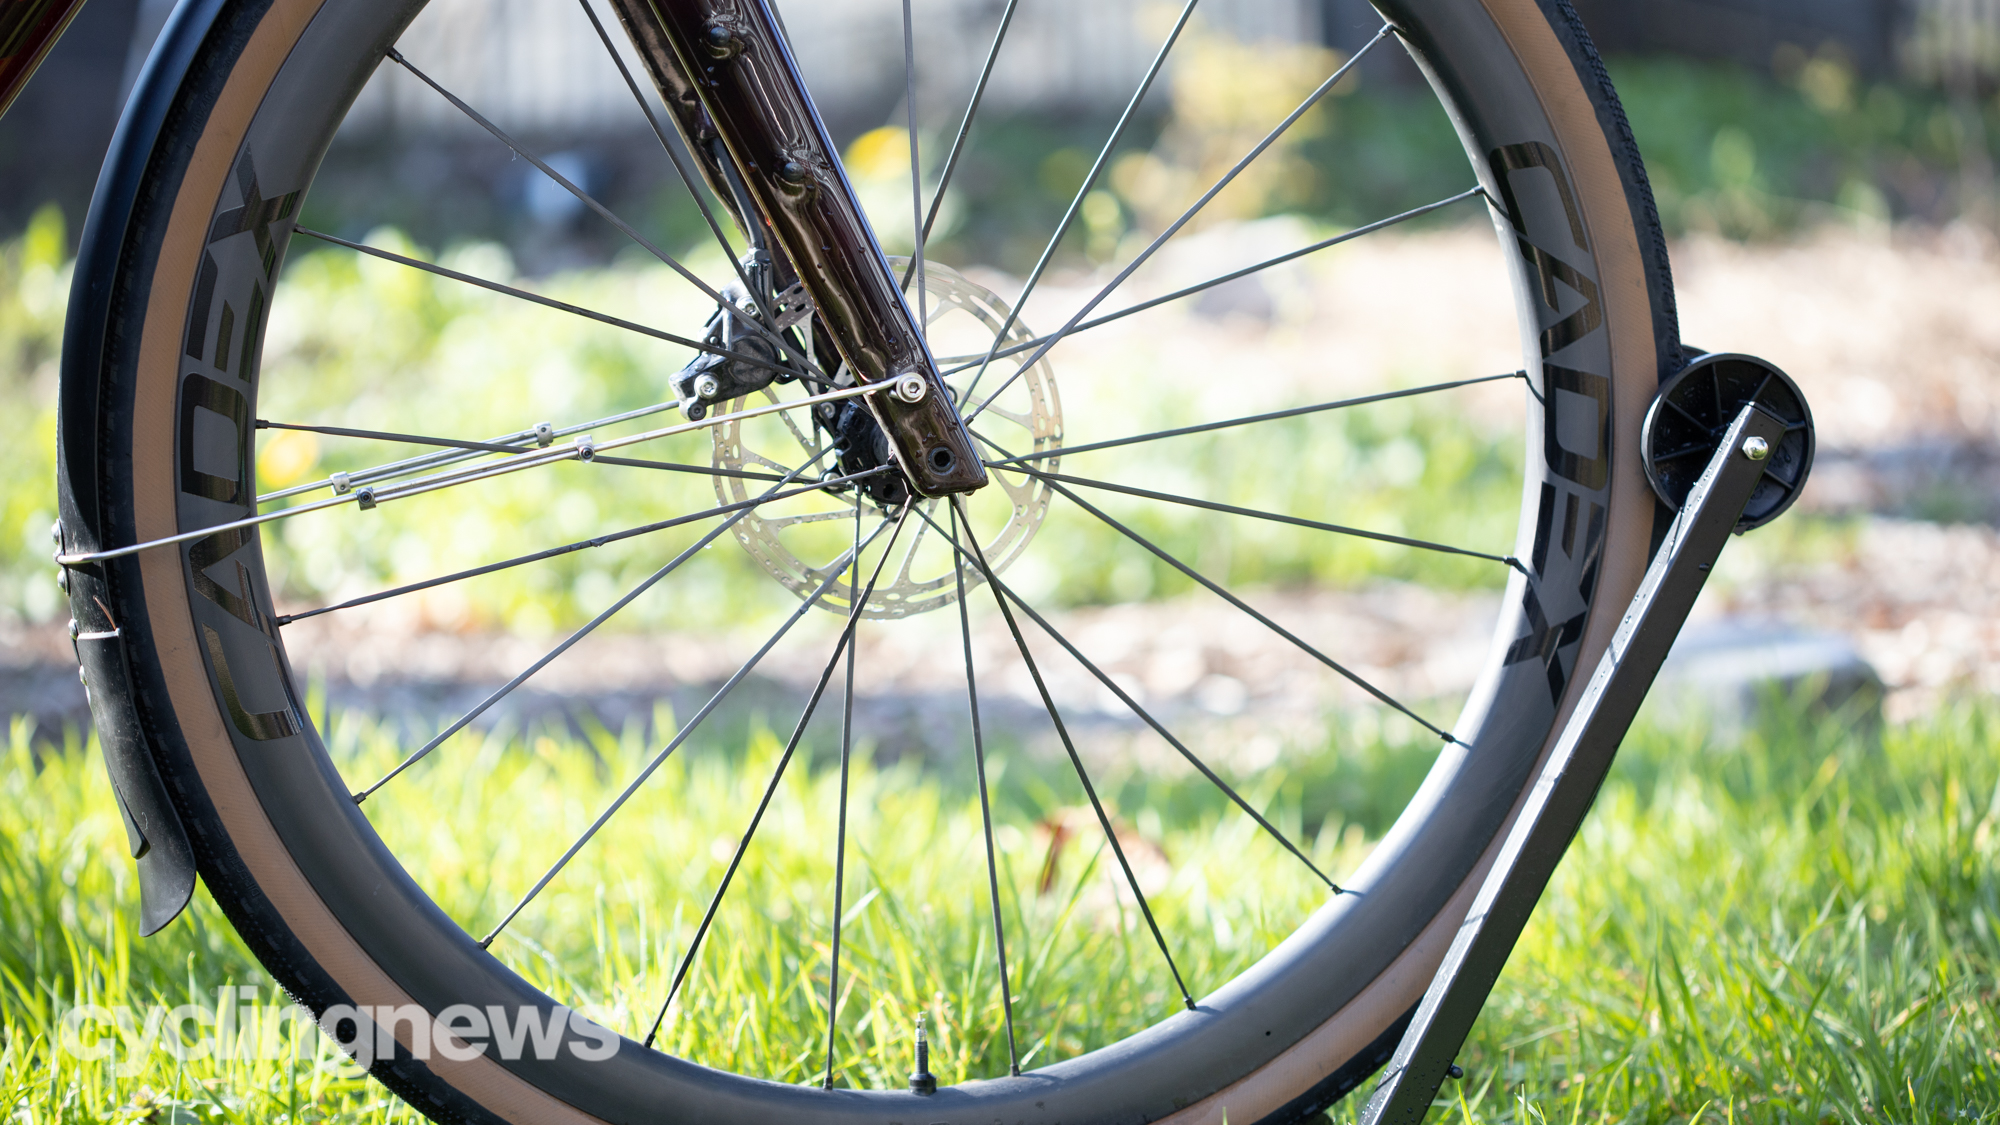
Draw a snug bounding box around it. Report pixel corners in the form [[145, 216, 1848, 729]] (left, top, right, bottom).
[[672, 273, 814, 420]]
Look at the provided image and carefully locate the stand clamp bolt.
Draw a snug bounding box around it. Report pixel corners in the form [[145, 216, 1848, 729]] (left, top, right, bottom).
[[1741, 435, 1770, 461], [890, 373, 928, 404]]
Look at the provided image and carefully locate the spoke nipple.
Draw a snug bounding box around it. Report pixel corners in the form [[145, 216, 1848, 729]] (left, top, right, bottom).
[[1446, 1064, 1465, 1080], [355, 487, 377, 510], [1741, 435, 1770, 461], [330, 471, 352, 495], [909, 1013, 937, 1095]]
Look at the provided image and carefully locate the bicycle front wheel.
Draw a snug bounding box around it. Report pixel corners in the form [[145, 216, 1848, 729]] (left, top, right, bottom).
[[59, 0, 1678, 1120]]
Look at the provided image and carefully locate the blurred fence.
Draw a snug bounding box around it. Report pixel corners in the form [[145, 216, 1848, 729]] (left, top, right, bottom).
[[4, 0, 1999, 237], [352, 0, 1318, 138], [1903, 0, 2000, 84], [340, 0, 2000, 139]]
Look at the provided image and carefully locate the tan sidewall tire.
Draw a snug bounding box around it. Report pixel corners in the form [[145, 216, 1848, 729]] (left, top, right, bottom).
[[84, 0, 1674, 1119]]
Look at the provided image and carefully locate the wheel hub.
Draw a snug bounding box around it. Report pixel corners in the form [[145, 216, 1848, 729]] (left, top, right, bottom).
[[712, 260, 1062, 618]]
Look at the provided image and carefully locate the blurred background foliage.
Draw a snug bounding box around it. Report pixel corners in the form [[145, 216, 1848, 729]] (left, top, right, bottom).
[[1, 1, 1997, 634]]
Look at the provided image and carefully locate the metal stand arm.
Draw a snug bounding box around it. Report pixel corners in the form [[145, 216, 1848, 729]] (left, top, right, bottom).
[[1359, 403, 1788, 1125]]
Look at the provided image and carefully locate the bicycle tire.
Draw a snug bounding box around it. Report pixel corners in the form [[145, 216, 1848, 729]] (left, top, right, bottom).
[[58, 0, 1679, 1121]]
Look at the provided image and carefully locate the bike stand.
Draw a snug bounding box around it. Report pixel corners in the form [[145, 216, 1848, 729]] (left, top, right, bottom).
[[1358, 400, 1791, 1125]]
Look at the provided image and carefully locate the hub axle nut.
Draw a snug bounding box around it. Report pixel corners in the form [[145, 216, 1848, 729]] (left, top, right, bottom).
[[890, 373, 928, 404]]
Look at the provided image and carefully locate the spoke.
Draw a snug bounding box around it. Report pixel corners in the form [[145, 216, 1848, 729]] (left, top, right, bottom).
[[382, 48, 829, 385], [760, 386, 822, 463], [644, 497, 914, 1051], [958, 0, 1200, 409], [275, 466, 882, 626], [478, 519, 895, 949], [260, 388, 686, 505], [824, 499, 916, 1086], [60, 383, 883, 566], [891, 500, 935, 589], [1031, 473, 1457, 743], [901, 0, 1020, 290], [963, 26, 1392, 422], [948, 502, 1020, 1074], [983, 371, 1527, 467], [940, 186, 1487, 379], [586, 454, 786, 482], [571, 0, 765, 311], [352, 449, 836, 802], [919, 504, 1339, 894], [955, 497, 1195, 1011], [292, 228, 784, 378], [1008, 464, 1525, 572], [902, 0, 926, 328], [258, 419, 540, 457]]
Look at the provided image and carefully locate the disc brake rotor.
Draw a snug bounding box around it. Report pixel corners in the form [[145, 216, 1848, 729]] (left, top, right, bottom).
[[712, 259, 1061, 619]]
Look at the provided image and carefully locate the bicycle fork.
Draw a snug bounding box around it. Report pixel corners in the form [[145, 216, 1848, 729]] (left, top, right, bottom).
[[604, 0, 989, 499]]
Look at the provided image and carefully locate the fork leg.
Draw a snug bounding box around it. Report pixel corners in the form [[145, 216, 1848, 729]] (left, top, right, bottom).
[[602, 0, 988, 498]]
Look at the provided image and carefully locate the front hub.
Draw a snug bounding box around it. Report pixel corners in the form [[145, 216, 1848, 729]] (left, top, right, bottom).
[[711, 261, 1062, 619]]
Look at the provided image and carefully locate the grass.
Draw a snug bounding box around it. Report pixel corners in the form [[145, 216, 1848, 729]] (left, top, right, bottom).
[[4, 692, 1997, 1123]]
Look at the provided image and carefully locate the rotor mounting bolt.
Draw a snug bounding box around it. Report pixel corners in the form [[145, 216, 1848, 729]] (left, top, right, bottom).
[[891, 373, 928, 404], [1741, 435, 1770, 462], [703, 23, 743, 58]]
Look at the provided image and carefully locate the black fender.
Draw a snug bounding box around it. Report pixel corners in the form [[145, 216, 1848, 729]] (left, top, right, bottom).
[[55, 0, 231, 936]]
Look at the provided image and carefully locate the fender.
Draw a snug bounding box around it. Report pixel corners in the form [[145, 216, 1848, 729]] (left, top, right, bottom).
[[57, 0, 232, 935]]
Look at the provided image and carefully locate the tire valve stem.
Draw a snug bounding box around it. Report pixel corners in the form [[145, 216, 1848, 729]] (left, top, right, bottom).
[[908, 1013, 937, 1095]]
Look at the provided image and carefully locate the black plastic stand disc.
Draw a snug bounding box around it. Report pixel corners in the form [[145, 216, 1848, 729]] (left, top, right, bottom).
[[1642, 353, 1814, 531]]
